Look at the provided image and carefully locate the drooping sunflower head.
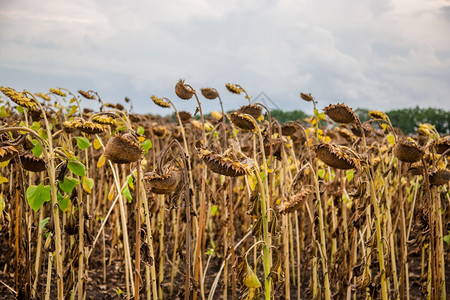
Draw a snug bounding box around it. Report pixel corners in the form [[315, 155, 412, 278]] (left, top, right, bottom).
[[198, 148, 253, 177], [175, 80, 195, 100], [91, 115, 117, 126], [20, 152, 47, 172], [178, 111, 192, 123], [238, 104, 262, 119], [152, 126, 167, 138], [314, 142, 358, 170], [278, 188, 312, 214], [300, 92, 314, 102], [432, 137, 450, 155], [324, 103, 358, 124], [0, 146, 19, 162], [78, 90, 96, 100], [145, 165, 181, 194], [393, 139, 424, 163], [281, 121, 298, 137], [200, 88, 219, 100], [229, 112, 258, 132], [151, 95, 171, 108], [49, 88, 66, 97], [429, 169, 450, 186], [72, 119, 106, 135], [225, 83, 242, 94], [368, 110, 388, 122], [0, 87, 38, 111], [35, 93, 51, 101], [104, 132, 143, 164]]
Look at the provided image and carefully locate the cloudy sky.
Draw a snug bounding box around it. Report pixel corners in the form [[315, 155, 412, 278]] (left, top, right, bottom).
[[1, 0, 449, 115]]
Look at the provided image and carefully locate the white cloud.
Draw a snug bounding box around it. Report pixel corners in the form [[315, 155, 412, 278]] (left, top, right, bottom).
[[0, 0, 449, 115]]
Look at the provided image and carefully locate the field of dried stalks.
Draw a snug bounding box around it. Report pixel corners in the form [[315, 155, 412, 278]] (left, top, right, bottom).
[[0, 82, 448, 299]]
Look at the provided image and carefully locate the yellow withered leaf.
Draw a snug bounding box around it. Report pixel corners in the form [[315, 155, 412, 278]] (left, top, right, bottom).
[[93, 138, 102, 150], [108, 188, 115, 201], [97, 154, 106, 168], [0, 176, 8, 184]]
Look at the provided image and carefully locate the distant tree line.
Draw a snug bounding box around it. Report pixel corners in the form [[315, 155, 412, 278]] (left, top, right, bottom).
[[182, 107, 449, 135], [355, 107, 450, 135]]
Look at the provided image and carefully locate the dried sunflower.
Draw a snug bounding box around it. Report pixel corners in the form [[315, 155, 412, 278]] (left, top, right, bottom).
[[151, 95, 171, 108], [278, 188, 312, 214], [238, 104, 262, 119], [49, 88, 66, 97], [174, 112, 190, 124], [225, 83, 241, 94], [145, 166, 181, 194], [200, 88, 219, 100], [152, 126, 167, 138], [0, 87, 38, 111], [368, 110, 388, 121], [210, 111, 223, 121], [0, 146, 19, 162], [314, 142, 358, 169], [324, 103, 358, 124], [433, 137, 450, 155], [104, 133, 143, 164], [300, 92, 314, 102], [198, 148, 253, 177], [229, 112, 257, 131], [175, 80, 195, 100], [35, 93, 51, 101], [281, 121, 298, 136], [91, 115, 116, 126], [394, 139, 424, 163], [20, 152, 46, 172], [69, 118, 106, 135], [429, 169, 450, 186], [351, 124, 372, 138], [78, 90, 96, 100]]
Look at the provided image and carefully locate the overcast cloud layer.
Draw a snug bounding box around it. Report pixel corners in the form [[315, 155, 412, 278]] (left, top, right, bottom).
[[1, 0, 449, 115]]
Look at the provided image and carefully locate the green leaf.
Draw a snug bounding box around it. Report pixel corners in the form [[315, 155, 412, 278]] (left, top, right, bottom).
[[38, 128, 48, 140], [26, 183, 51, 212], [0, 105, 7, 117], [317, 169, 325, 179], [137, 126, 145, 135], [16, 106, 24, 114], [444, 232, 450, 245], [346, 169, 354, 182], [142, 139, 152, 152], [31, 121, 41, 131], [122, 185, 132, 202], [68, 161, 86, 177], [210, 205, 219, 216], [68, 105, 78, 117], [58, 194, 70, 212], [40, 217, 51, 230], [82, 177, 94, 194], [59, 177, 79, 194], [76, 136, 91, 150], [31, 140, 43, 157], [127, 174, 135, 190]]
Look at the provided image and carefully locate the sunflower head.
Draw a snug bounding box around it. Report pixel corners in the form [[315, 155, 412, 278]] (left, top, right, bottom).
[[238, 104, 262, 119], [314, 142, 358, 170], [49, 88, 66, 97], [324, 103, 358, 124], [175, 80, 195, 100], [151, 95, 171, 108], [78, 90, 96, 100], [229, 112, 258, 132], [198, 148, 253, 177], [393, 139, 424, 163], [0, 87, 38, 111], [20, 152, 46, 172], [225, 83, 241, 94], [145, 165, 181, 194], [429, 169, 450, 186], [300, 92, 314, 102], [281, 122, 298, 136], [200, 88, 219, 100], [104, 133, 143, 164]]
